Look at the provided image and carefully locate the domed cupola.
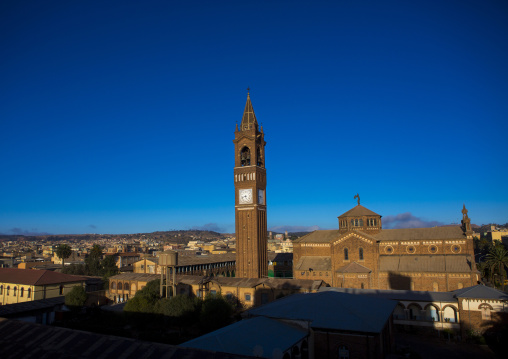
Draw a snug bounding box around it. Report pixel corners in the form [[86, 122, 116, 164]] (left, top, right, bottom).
[[338, 194, 382, 233]]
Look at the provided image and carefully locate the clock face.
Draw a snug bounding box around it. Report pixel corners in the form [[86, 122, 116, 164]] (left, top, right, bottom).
[[239, 189, 253, 204], [257, 189, 265, 205]]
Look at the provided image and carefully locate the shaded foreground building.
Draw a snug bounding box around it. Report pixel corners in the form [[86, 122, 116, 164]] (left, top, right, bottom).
[[182, 290, 397, 359], [0, 317, 255, 359]]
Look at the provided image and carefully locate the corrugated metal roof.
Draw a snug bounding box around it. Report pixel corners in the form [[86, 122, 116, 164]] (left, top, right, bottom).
[[0, 318, 255, 359], [0, 297, 64, 317], [0, 268, 87, 286], [379, 255, 472, 273], [294, 256, 331, 271], [246, 291, 397, 333], [182, 316, 307, 357]]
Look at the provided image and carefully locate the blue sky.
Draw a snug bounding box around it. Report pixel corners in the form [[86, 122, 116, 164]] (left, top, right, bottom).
[[1, 0, 507, 235]]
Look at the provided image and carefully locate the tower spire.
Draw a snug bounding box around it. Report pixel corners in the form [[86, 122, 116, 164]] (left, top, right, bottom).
[[240, 90, 258, 131]]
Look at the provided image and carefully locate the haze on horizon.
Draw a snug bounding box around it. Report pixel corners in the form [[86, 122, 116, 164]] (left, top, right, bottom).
[[1, 1, 507, 235]]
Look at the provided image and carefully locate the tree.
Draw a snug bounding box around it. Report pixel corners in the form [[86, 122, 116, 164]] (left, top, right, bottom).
[[65, 285, 87, 307], [486, 244, 508, 290], [101, 255, 119, 279], [200, 294, 233, 332], [84, 244, 103, 276], [155, 295, 201, 327], [55, 244, 72, 268], [124, 279, 161, 313]]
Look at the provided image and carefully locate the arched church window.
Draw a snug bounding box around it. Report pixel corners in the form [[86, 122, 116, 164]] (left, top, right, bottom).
[[256, 146, 262, 166], [344, 248, 349, 261], [240, 147, 251, 166], [359, 248, 364, 260]]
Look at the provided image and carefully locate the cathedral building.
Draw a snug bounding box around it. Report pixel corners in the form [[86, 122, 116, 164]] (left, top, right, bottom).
[[293, 198, 479, 292], [233, 93, 268, 278]]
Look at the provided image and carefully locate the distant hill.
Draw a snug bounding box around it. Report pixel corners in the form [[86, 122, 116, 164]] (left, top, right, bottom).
[[0, 230, 227, 243]]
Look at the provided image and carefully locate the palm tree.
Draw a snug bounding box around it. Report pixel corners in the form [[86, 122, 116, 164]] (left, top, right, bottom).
[[55, 244, 72, 269], [486, 244, 508, 291]]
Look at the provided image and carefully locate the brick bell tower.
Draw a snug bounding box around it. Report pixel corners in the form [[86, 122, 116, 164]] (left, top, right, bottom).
[[233, 91, 267, 278]]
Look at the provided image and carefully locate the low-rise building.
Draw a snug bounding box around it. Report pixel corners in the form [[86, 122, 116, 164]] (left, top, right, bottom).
[[0, 268, 87, 305]]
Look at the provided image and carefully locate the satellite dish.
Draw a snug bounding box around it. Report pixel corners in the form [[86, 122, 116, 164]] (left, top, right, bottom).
[[252, 345, 263, 357]]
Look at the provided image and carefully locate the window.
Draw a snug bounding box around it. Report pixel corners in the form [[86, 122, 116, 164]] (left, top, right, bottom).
[[344, 248, 349, 261], [27, 288, 31, 298], [124, 283, 129, 291], [7, 286, 10, 295], [245, 293, 251, 301], [20, 287, 24, 297], [111, 282, 116, 290], [240, 147, 251, 166], [359, 247, 364, 260], [0, 285, 2, 295], [118, 282, 123, 290], [432, 282, 439, 292], [59, 285, 64, 295], [13, 287, 17, 296], [480, 305, 492, 320], [361, 283, 364, 289]]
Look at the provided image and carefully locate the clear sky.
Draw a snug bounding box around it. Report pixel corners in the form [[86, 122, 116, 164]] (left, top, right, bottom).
[[1, 0, 507, 235]]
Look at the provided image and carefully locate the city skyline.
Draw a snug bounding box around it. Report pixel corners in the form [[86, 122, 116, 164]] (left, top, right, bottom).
[[1, 1, 507, 235]]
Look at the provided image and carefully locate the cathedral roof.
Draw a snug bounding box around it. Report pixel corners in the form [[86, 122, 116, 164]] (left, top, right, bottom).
[[379, 255, 473, 273], [240, 93, 258, 131], [295, 226, 466, 244], [335, 262, 372, 273], [294, 256, 331, 271], [293, 229, 339, 244], [375, 226, 465, 241], [338, 204, 380, 218]]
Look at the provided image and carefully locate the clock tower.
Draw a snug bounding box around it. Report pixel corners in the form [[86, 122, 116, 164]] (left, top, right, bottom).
[[233, 92, 267, 278]]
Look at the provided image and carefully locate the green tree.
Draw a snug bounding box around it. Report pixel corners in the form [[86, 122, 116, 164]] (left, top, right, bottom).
[[101, 255, 119, 279], [155, 295, 201, 327], [65, 285, 87, 307], [84, 244, 103, 276], [200, 294, 233, 332], [55, 244, 72, 268], [124, 279, 161, 313], [486, 244, 508, 290]]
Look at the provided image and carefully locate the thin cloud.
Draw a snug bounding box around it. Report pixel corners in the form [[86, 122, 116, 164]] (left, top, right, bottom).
[[191, 223, 226, 233], [8, 228, 51, 236], [269, 225, 321, 233], [383, 212, 444, 229], [89, 224, 97, 229]]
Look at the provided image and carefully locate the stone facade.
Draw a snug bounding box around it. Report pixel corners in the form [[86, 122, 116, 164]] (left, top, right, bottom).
[[294, 203, 479, 292]]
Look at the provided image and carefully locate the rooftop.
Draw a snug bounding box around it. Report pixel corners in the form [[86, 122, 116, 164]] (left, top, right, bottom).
[[0, 268, 87, 286], [246, 291, 397, 333]]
